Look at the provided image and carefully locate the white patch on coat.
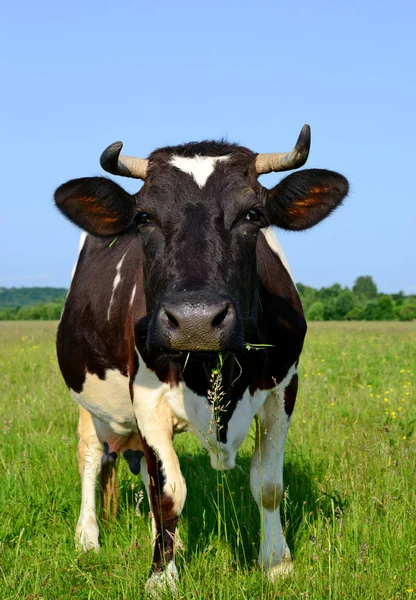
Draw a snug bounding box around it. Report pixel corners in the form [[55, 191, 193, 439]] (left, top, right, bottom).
[[261, 226, 296, 285], [145, 560, 178, 597], [167, 375, 268, 471], [210, 388, 267, 470], [70, 369, 136, 437], [107, 251, 128, 321], [250, 363, 297, 578], [75, 407, 102, 552], [129, 283, 137, 306], [132, 364, 187, 515], [70, 231, 88, 282], [170, 155, 229, 188]]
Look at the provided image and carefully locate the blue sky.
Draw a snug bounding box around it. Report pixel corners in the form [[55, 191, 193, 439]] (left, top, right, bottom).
[[1, 0, 415, 293]]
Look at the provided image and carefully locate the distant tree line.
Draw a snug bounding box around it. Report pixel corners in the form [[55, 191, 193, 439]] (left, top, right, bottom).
[[0, 278, 415, 321], [298, 276, 416, 321], [0, 301, 64, 320], [0, 287, 66, 320], [0, 287, 67, 308]]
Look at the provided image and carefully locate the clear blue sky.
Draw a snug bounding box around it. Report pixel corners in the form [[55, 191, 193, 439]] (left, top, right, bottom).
[[1, 0, 415, 293]]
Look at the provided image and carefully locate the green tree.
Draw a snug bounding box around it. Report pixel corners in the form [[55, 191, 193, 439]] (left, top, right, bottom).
[[363, 300, 378, 320], [334, 289, 356, 319], [363, 296, 394, 320], [375, 296, 395, 320], [353, 276, 378, 299], [317, 283, 342, 302], [397, 297, 416, 321], [297, 284, 317, 313], [346, 305, 365, 320], [324, 298, 341, 320], [307, 302, 325, 321]]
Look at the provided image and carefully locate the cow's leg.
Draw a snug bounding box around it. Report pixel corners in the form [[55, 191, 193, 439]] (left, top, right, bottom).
[[75, 407, 103, 551], [132, 380, 186, 594], [139, 456, 157, 542], [100, 449, 118, 521], [140, 432, 186, 595], [250, 364, 298, 580]]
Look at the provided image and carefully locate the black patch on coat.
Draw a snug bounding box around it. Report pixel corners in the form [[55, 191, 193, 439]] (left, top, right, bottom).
[[102, 442, 117, 464], [284, 373, 298, 417], [123, 449, 144, 475]]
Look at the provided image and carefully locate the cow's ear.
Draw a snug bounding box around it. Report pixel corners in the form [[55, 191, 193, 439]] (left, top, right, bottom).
[[265, 169, 349, 231], [54, 177, 135, 236]]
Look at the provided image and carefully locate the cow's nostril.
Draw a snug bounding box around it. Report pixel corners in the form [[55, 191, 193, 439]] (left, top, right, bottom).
[[212, 305, 229, 328], [165, 310, 179, 328]]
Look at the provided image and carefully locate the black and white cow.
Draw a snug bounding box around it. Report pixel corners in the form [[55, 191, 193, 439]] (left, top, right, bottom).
[[55, 125, 348, 593]]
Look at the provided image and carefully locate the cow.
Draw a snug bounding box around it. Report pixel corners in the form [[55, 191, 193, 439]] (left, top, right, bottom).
[[54, 125, 348, 594]]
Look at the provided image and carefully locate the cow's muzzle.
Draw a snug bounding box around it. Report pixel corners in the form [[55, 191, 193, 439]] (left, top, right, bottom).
[[148, 296, 240, 352]]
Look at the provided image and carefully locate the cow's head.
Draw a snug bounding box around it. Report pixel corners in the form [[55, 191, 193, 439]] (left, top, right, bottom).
[[55, 126, 348, 354]]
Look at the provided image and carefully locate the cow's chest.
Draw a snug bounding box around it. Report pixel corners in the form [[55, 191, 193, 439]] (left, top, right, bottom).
[[69, 364, 268, 470]]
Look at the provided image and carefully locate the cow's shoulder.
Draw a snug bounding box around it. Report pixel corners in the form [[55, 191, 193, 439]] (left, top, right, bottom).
[[57, 232, 144, 392], [254, 228, 307, 386]]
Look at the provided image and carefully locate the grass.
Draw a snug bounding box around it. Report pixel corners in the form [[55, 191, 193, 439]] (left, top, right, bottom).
[[0, 321, 415, 599]]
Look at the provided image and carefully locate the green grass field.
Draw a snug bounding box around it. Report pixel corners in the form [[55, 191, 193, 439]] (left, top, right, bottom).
[[0, 321, 415, 599]]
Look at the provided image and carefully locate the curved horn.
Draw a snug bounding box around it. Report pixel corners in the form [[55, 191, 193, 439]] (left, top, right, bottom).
[[100, 142, 148, 180], [255, 124, 311, 175]]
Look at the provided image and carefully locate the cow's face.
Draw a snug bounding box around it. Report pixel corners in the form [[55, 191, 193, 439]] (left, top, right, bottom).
[[55, 131, 349, 354], [135, 145, 265, 353]]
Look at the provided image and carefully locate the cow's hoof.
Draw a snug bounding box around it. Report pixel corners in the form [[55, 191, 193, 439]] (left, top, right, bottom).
[[75, 518, 100, 552], [261, 545, 293, 581], [266, 546, 293, 581], [145, 561, 178, 597], [267, 557, 294, 580]]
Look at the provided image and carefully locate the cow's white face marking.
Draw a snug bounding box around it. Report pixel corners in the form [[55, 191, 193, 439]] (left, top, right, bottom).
[[262, 226, 296, 285], [170, 155, 229, 188], [107, 251, 128, 320]]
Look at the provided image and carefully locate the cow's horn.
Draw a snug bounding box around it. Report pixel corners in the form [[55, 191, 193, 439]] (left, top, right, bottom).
[[100, 142, 148, 180], [255, 125, 311, 175]]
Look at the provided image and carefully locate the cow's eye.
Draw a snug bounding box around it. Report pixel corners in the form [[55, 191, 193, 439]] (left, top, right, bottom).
[[135, 212, 152, 226], [246, 209, 262, 222]]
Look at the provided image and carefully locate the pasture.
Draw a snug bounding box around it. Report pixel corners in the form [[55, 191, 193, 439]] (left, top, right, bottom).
[[0, 321, 414, 599]]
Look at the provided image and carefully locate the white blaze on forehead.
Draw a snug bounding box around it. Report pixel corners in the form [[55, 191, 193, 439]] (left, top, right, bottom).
[[107, 251, 128, 321], [170, 155, 230, 188], [262, 226, 296, 285]]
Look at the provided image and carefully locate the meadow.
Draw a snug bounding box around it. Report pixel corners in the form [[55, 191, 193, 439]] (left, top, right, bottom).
[[0, 321, 414, 599]]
